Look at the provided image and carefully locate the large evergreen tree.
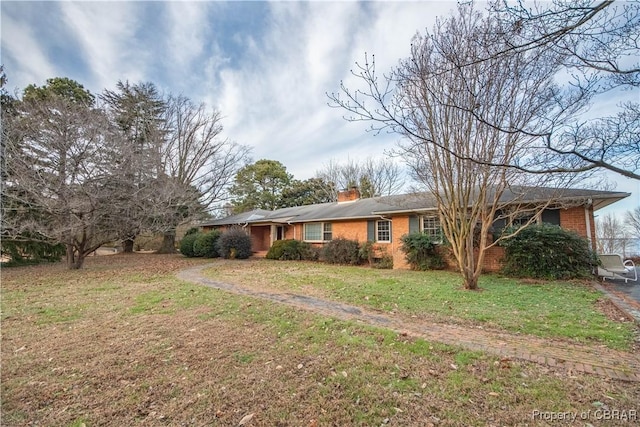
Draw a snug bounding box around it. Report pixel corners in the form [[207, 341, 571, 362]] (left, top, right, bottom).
[[2, 78, 123, 269], [230, 159, 293, 213], [101, 81, 167, 252]]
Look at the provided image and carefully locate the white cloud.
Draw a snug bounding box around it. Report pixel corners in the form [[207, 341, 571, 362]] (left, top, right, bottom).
[[3, 0, 635, 216], [0, 9, 57, 91], [212, 1, 454, 180], [166, 2, 207, 65], [59, 2, 146, 92]]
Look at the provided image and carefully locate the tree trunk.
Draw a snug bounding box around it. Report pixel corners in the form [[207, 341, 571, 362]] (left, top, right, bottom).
[[122, 238, 135, 253], [156, 231, 177, 254], [462, 272, 479, 290], [66, 244, 85, 269], [66, 245, 75, 268]]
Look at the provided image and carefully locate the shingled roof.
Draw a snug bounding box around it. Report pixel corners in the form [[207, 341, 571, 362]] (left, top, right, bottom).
[[201, 186, 630, 227]]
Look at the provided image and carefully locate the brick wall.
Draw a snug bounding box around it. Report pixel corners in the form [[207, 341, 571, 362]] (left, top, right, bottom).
[[205, 203, 595, 271], [390, 216, 411, 269], [560, 205, 596, 249], [480, 206, 594, 271]]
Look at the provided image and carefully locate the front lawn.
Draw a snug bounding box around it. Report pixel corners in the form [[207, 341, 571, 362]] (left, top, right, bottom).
[[204, 259, 637, 350], [2, 254, 638, 426]]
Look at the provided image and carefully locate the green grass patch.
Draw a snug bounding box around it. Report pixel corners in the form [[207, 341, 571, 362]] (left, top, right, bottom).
[[205, 260, 636, 349], [2, 255, 638, 427]]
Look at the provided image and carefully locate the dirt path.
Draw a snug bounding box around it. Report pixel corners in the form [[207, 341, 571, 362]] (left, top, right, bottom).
[[177, 264, 640, 382]]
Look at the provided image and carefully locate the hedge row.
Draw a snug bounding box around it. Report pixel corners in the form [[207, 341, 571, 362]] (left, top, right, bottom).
[[184, 223, 597, 280], [180, 227, 252, 259], [266, 238, 394, 269]]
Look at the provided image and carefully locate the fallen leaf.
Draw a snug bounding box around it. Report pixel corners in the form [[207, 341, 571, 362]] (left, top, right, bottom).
[[238, 412, 255, 426]]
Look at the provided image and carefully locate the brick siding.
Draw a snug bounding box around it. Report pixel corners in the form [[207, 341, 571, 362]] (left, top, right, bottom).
[[203, 204, 595, 271]]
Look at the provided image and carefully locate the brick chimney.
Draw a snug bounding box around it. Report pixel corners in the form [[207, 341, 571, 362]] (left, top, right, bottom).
[[337, 186, 361, 202]]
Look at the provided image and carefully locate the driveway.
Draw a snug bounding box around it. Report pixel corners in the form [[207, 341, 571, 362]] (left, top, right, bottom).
[[597, 267, 640, 323], [603, 267, 640, 304]]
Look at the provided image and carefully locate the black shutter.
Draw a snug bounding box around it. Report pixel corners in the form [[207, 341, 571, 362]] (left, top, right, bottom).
[[409, 215, 420, 234], [367, 220, 375, 242]]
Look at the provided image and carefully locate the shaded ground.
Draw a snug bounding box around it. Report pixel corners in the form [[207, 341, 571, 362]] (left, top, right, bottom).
[[2, 254, 639, 426]]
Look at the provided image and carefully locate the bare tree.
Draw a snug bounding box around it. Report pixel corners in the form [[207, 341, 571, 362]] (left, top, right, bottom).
[[450, 1, 640, 179], [2, 83, 123, 269], [626, 206, 640, 238], [315, 157, 404, 200], [329, 4, 580, 289], [155, 95, 250, 252], [625, 206, 640, 255], [102, 85, 250, 253], [596, 212, 631, 255]]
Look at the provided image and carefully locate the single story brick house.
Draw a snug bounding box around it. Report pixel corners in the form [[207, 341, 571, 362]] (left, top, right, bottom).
[[201, 186, 630, 271]]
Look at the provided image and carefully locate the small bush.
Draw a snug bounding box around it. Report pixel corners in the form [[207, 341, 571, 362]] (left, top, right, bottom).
[[400, 232, 446, 270], [179, 232, 200, 257], [359, 241, 393, 269], [266, 239, 316, 260], [322, 238, 362, 265], [500, 224, 597, 280], [217, 227, 252, 259], [193, 230, 221, 258]]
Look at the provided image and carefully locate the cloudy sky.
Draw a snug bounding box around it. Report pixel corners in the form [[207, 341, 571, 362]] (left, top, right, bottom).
[[2, 1, 638, 218]]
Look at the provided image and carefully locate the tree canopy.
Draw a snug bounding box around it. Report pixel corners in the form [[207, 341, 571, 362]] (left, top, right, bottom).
[[2, 75, 247, 267], [329, 2, 582, 289], [230, 159, 293, 213]]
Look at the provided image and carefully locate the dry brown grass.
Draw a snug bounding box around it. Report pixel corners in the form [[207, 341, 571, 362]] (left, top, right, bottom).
[[2, 254, 639, 426]]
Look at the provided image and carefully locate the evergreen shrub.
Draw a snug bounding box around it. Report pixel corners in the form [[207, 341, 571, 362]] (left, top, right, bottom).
[[1, 232, 65, 266], [400, 232, 445, 270], [179, 232, 200, 257], [217, 227, 252, 259], [500, 224, 597, 280], [266, 239, 316, 260], [193, 230, 221, 258]]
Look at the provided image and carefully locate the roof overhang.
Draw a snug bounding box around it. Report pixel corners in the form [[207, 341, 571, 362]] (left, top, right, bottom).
[[591, 192, 631, 211]]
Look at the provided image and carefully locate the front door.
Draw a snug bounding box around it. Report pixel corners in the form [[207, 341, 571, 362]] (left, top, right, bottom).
[[276, 226, 284, 241]]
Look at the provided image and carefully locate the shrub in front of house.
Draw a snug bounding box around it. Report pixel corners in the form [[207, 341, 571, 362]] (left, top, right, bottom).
[[500, 223, 597, 280], [179, 232, 200, 257], [359, 241, 393, 269], [322, 238, 362, 265], [400, 232, 446, 270], [217, 227, 252, 259], [193, 230, 222, 258], [266, 239, 316, 261]]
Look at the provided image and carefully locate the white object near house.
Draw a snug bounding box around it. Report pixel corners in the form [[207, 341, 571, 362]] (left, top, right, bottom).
[[597, 254, 638, 283]]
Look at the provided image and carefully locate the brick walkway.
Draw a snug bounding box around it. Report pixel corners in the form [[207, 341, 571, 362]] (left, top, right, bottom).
[[177, 264, 640, 382]]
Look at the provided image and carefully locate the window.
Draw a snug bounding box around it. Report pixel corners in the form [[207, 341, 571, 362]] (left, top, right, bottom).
[[376, 220, 391, 242], [511, 214, 536, 228], [421, 215, 442, 243], [323, 223, 332, 241], [304, 222, 332, 242]]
